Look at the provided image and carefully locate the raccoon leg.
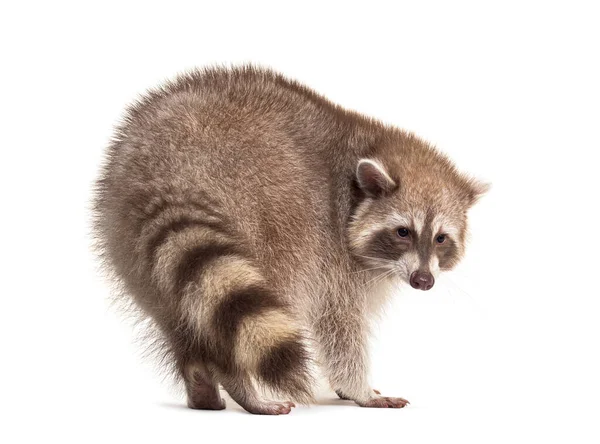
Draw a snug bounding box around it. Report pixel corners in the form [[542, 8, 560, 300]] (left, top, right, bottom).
[[317, 307, 409, 408], [216, 371, 296, 415], [184, 361, 226, 410]]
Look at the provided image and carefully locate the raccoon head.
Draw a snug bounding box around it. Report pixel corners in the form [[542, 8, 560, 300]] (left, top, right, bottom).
[[348, 148, 488, 291]]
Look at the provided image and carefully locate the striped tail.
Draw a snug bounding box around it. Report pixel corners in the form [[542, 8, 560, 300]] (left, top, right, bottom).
[[143, 203, 314, 403]]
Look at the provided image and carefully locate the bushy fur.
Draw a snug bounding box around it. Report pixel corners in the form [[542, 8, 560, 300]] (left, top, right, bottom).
[[92, 65, 486, 414]]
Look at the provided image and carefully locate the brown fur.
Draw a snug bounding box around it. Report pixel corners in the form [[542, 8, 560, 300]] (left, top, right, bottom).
[[92, 65, 486, 414]]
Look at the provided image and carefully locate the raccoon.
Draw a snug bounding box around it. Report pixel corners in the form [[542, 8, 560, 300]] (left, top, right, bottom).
[[93, 66, 487, 415]]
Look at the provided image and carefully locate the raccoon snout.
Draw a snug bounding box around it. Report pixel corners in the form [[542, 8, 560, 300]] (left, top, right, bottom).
[[409, 271, 435, 291]]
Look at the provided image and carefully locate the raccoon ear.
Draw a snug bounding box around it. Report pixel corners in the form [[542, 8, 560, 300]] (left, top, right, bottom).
[[466, 178, 491, 206], [356, 159, 397, 196]]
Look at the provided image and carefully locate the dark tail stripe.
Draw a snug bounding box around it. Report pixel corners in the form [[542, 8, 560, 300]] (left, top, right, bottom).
[[212, 284, 284, 345], [174, 243, 239, 294], [211, 284, 284, 373], [143, 198, 223, 222], [146, 216, 228, 264], [135, 199, 225, 235], [258, 336, 312, 398]]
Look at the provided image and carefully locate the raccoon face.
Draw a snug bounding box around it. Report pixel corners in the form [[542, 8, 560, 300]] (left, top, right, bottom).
[[348, 158, 488, 291]]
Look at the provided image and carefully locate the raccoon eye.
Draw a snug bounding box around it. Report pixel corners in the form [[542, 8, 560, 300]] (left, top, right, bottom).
[[397, 227, 410, 238], [436, 234, 447, 244]]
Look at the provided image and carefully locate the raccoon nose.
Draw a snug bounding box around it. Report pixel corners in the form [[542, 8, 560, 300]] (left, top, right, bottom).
[[410, 271, 435, 291]]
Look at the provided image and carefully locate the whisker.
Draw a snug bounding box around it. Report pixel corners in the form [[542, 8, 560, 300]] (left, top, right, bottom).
[[372, 270, 396, 287], [362, 268, 395, 288], [355, 255, 397, 264], [349, 265, 391, 274]]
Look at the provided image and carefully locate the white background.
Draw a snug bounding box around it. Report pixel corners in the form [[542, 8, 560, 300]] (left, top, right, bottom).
[[1, 1, 599, 442]]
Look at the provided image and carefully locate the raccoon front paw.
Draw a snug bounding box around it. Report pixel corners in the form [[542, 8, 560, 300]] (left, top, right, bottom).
[[358, 396, 410, 408], [244, 401, 296, 415]]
